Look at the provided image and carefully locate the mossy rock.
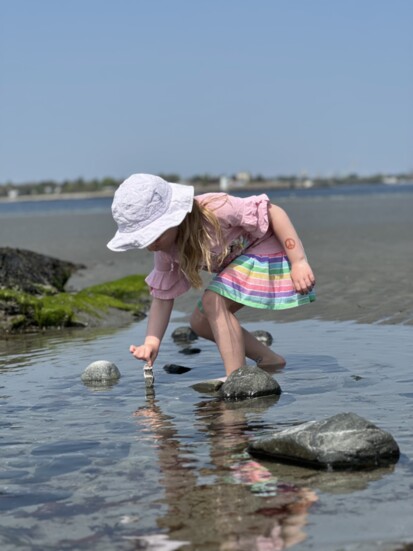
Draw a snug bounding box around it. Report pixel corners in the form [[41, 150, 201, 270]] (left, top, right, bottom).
[[0, 274, 149, 334]]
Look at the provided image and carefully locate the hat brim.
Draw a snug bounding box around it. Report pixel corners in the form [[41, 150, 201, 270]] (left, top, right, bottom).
[[107, 182, 194, 251]]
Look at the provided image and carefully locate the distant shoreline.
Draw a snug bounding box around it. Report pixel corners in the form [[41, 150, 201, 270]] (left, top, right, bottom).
[[0, 190, 115, 203], [1, 180, 412, 204], [0, 185, 283, 203]]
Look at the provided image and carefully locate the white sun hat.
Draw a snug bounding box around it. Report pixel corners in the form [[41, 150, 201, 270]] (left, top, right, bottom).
[[107, 174, 194, 251]]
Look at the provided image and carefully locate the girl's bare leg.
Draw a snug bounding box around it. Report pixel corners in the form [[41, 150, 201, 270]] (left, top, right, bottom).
[[198, 291, 245, 376], [190, 292, 286, 376]]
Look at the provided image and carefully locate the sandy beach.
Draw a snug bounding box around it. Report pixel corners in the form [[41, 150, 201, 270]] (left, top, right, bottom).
[[2, 190, 413, 326]]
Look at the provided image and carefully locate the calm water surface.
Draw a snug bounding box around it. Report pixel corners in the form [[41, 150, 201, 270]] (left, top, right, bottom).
[[0, 315, 412, 550], [1, 182, 413, 217]]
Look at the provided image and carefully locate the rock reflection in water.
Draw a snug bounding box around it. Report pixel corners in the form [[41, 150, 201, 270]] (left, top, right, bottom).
[[1, 319, 411, 550], [133, 394, 318, 550]]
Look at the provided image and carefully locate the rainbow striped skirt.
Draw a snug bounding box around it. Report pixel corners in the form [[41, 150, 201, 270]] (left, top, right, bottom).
[[204, 252, 316, 310]]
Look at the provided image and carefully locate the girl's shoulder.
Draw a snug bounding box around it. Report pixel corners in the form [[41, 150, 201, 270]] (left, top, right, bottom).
[[196, 192, 271, 236], [195, 192, 228, 203], [195, 192, 270, 219], [195, 192, 269, 204], [195, 193, 236, 221]]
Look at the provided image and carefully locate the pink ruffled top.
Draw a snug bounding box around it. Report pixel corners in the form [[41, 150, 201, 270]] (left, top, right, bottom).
[[145, 193, 283, 299]]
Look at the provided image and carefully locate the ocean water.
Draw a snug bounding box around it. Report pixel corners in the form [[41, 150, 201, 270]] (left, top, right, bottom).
[[1, 182, 412, 217], [1, 315, 412, 550]]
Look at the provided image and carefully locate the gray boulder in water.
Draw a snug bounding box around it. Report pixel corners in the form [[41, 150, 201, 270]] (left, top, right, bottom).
[[81, 360, 121, 382], [248, 412, 400, 470], [220, 365, 281, 401]]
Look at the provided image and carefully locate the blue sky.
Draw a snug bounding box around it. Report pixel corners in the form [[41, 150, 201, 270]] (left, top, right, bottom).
[[1, 0, 412, 183]]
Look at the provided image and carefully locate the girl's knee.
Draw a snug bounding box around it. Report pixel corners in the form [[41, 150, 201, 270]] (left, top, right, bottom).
[[189, 306, 208, 337], [201, 290, 225, 317]]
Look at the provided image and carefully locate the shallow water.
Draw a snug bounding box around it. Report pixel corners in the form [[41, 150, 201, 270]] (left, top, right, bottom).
[[0, 315, 412, 550]]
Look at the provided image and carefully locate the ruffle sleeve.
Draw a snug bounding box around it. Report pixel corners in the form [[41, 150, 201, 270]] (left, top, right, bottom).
[[145, 251, 191, 299], [240, 194, 270, 237]]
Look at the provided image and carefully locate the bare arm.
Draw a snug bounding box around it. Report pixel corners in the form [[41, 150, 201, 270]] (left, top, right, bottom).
[[268, 204, 315, 294], [130, 297, 174, 366]]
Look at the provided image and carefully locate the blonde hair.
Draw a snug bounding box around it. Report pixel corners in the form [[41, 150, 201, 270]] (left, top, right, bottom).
[[176, 197, 228, 288]]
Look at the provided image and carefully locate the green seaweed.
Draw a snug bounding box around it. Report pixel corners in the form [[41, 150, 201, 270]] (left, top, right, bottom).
[[0, 274, 149, 331], [84, 275, 147, 302]]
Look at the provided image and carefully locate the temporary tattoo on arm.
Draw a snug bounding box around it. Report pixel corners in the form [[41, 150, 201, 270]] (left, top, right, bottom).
[[284, 238, 296, 250]]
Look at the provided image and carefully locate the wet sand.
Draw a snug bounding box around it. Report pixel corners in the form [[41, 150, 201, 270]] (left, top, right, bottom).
[[3, 191, 413, 325]]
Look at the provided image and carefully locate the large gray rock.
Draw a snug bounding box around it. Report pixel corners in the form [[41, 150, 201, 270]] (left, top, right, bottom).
[[220, 365, 281, 401], [248, 412, 400, 470], [81, 360, 121, 382], [0, 247, 83, 294]]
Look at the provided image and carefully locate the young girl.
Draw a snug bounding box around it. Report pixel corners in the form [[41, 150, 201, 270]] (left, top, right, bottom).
[[107, 173, 315, 377]]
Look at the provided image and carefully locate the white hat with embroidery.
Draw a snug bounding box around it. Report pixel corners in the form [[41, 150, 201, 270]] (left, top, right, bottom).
[[107, 173, 194, 251]]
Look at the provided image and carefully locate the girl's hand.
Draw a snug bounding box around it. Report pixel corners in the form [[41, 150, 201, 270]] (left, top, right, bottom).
[[129, 338, 160, 367], [290, 260, 315, 295]]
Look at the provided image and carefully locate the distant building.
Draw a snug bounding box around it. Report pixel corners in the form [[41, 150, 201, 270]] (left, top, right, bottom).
[[219, 176, 229, 191], [8, 189, 18, 200], [382, 176, 398, 185], [235, 172, 251, 186]]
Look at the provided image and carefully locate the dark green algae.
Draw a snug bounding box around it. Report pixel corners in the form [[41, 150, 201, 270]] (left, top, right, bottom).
[[0, 275, 149, 333]]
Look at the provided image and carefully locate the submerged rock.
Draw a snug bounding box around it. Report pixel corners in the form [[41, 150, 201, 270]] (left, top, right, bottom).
[[191, 378, 225, 393], [163, 364, 192, 374], [248, 412, 400, 470], [179, 347, 201, 355], [220, 365, 281, 401], [171, 326, 198, 343], [81, 360, 121, 382], [251, 330, 273, 346]]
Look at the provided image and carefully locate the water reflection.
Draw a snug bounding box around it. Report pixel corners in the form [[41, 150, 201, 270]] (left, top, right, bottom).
[[81, 379, 120, 392], [133, 394, 318, 550], [0, 325, 126, 372], [1, 319, 410, 550]]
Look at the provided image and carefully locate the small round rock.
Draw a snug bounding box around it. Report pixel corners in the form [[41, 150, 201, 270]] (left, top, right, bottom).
[[171, 326, 198, 343], [81, 360, 121, 382], [252, 330, 273, 346]]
